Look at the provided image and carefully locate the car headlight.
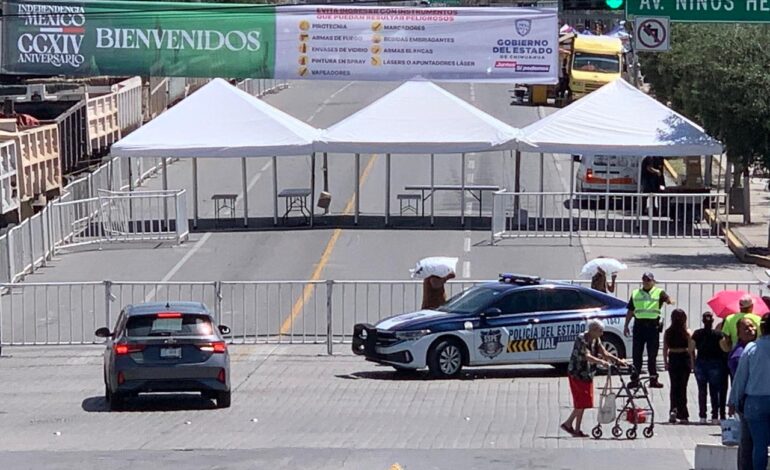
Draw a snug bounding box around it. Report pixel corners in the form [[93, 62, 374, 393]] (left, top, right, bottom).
[[394, 329, 431, 341]]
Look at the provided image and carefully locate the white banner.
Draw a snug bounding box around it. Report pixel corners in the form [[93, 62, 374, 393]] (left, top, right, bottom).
[[274, 6, 558, 84]]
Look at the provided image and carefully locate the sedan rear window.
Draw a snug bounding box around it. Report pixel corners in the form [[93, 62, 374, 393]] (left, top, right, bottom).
[[126, 314, 214, 337]]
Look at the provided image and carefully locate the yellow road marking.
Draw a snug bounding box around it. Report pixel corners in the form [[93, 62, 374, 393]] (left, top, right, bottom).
[[279, 154, 379, 335]]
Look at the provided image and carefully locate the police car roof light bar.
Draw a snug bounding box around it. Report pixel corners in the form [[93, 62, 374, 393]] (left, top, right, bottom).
[[498, 273, 541, 285]]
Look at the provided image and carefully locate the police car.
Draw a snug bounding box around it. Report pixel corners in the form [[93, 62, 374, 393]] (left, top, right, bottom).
[[352, 274, 631, 378]]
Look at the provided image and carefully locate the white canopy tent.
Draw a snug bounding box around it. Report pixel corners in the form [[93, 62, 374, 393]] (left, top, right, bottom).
[[516, 78, 723, 199], [517, 78, 722, 157], [111, 78, 320, 227], [318, 80, 520, 225]]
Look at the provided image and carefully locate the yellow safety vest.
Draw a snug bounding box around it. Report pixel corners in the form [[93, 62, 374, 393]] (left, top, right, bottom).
[[632, 287, 662, 320]]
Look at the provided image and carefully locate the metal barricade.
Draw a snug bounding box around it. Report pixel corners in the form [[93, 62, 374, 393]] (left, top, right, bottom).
[[219, 281, 328, 344], [0, 281, 104, 345], [112, 76, 143, 135], [0, 279, 766, 347], [491, 191, 728, 245]]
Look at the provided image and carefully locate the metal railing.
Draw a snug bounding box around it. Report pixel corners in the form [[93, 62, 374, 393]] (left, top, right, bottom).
[[1, 279, 764, 350], [51, 189, 188, 249], [492, 191, 729, 245], [112, 77, 143, 135]]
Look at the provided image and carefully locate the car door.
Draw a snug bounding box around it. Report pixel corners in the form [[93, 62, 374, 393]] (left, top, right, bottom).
[[473, 288, 543, 364], [537, 287, 605, 362]]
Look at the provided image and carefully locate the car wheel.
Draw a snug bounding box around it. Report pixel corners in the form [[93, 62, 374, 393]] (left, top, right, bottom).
[[217, 391, 232, 409], [602, 334, 626, 359], [428, 339, 464, 379]]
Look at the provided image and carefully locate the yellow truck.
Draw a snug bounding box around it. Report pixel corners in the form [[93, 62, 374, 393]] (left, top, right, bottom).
[[566, 35, 624, 101], [521, 34, 624, 106]]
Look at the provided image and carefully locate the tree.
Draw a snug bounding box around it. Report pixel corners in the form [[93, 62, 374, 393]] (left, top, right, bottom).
[[640, 24, 770, 175]]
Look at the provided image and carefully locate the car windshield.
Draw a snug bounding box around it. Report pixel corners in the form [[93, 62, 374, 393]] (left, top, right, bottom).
[[573, 52, 619, 73], [126, 314, 214, 337], [437, 287, 504, 314]]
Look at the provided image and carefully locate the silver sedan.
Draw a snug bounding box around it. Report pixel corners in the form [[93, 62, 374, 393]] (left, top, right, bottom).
[[96, 301, 231, 411]]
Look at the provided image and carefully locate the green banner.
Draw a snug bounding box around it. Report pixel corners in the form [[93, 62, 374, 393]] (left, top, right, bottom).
[[3, 0, 276, 77], [627, 0, 770, 22]]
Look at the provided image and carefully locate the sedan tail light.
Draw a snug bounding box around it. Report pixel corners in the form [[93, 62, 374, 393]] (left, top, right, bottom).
[[198, 341, 227, 353], [114, 343, 145, 355], [217, 368, 226, 383]]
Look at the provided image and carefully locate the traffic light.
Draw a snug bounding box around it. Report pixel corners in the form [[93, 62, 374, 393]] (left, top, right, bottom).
[[562, 0, 624, 10]]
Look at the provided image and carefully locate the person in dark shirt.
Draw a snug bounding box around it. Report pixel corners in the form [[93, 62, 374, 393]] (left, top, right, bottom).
[[692, 311, 727, 423]]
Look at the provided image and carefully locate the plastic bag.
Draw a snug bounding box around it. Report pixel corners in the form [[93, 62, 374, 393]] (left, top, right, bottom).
[[626, 409, 647, 423], [598, 393, 617, 424], [597, 375, 616, 424], [409, 257, 458, 279], [721, 417, 741, 446]]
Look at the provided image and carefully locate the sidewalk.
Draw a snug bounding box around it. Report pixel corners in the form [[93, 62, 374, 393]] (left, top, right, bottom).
[[720, 177, 770, 268]]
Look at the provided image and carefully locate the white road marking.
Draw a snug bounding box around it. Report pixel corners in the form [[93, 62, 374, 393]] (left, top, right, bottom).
[[462, 261, 471, 278], [307, 81, 355, 123], [463, 237, 471, 253], [468, 160, 476, 170], [469, 83, 476, 102], [236, 169, 265, 205], [144, 232, 213, 302]]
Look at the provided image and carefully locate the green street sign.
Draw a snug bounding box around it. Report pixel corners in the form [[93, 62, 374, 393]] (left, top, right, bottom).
[[606, 0, 624, 9], [627, 0, 770, 22]]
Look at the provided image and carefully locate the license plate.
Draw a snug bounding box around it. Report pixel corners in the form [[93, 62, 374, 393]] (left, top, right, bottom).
[[160, 347, 181, 359]]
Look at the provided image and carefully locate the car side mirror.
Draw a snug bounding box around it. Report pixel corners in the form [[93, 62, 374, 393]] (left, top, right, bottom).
[[94, 327, 112, 338], [481, 308, 502, 319], [572, 155, 582, 163], [218, 325, 231, 335]]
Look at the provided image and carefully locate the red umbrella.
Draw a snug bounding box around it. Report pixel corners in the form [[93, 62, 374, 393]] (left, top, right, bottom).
[[707, 291, 770, 319]]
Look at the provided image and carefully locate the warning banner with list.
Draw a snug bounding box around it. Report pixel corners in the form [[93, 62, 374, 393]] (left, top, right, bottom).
[[275, 6, 558, 83]]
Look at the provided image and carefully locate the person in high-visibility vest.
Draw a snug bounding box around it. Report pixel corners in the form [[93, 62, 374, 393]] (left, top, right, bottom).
[[624, 272, 674, 388]]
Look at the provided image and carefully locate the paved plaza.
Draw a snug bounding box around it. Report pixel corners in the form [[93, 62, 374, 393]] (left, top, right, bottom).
[[0, 344, 719, 469]]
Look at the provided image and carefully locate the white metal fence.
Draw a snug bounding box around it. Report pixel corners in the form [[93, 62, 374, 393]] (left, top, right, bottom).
[[491, 191, 729, 245], [0, 156, 175, 283], [1, 279, 764, 351]]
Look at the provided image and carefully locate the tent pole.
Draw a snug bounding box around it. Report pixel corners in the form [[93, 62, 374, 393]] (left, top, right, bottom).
[[272, 156, 278, 226], [461, 153, 466, 226], [430, 153, 435, 227], [605, 157, 610, 231], [539, 152, 544, 224], [241, 158, 248, 227], [127, 157, 134, 222], [310, 152, 315, 228], [192, 159, 199, 229], [564, 157, 568, 246], [385, 153, 391, 226], [637, 158, 643, 237], [162, 157, 169, 225], [355, 153, 360, 226]]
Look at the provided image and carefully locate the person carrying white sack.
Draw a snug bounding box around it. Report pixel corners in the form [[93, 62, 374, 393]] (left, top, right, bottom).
[[410, 257, 458, 310]]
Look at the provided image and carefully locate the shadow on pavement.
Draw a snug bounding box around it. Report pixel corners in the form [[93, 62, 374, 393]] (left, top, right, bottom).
[[340, 366, 563, 381], [81, 394, 217, 413], [625, 252, 739, 270]]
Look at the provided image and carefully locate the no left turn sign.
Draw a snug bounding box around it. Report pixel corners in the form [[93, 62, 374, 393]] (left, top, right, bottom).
[[635, 17, 670, 52]]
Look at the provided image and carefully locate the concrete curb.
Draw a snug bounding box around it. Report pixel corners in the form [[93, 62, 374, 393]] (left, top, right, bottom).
[[705, 209, 770, 268]]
